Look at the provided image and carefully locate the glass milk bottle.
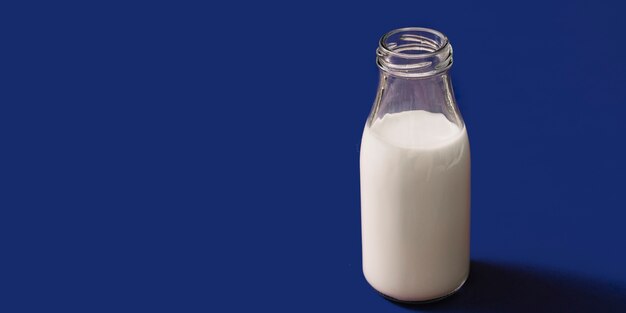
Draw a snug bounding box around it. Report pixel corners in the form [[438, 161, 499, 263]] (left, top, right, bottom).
[[360, 27, 471, 303]]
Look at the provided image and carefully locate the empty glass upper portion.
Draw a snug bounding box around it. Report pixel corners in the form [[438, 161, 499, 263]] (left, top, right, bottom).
[[369, 27, 463, 129]]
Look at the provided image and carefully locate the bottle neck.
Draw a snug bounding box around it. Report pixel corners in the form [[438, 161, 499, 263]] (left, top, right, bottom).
[[369, 28, 463, 128]]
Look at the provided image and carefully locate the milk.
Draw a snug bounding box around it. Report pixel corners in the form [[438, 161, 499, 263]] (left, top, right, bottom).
[[360, 110, 470, 302]]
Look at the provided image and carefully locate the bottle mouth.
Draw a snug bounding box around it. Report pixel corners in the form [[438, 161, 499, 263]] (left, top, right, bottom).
[[376, 27, 453, 78]]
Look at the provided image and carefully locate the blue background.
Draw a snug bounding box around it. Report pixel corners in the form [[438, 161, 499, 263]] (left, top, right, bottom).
[[3, 0, 626, 312]]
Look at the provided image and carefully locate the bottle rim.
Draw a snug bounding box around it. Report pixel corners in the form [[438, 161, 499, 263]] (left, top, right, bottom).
[[376, 27, 453, 78]]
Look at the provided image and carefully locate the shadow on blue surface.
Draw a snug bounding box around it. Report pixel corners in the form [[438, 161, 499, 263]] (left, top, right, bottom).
[[389, 261, 626, 313]]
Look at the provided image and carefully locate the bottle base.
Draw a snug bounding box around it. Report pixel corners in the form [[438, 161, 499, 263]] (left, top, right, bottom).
[[376, 273, 468, 304]]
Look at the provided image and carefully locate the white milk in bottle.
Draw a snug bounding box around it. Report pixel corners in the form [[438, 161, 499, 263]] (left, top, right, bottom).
[[360, 110, 470, 302]]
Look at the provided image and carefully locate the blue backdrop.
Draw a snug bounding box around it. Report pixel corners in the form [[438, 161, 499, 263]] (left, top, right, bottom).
[[3, 0, 626, 312]]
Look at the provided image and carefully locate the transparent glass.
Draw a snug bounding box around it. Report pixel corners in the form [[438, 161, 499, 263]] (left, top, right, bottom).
[[368, 27, 463, 128], [360, 27, 471, 303]]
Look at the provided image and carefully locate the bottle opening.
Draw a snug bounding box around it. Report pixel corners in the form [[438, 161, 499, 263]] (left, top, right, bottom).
[[377, 27, 453, 78]]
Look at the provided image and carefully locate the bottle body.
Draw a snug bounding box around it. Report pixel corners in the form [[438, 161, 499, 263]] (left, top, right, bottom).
[[360, 28, 470, 302]]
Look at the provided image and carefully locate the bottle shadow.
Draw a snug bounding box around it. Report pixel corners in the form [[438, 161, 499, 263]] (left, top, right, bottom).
[[389, 260, 626, 313]]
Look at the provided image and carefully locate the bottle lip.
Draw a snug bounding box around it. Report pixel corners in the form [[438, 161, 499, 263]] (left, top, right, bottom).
[[378, 27, 449, 59], [376, 27, 453, 78]]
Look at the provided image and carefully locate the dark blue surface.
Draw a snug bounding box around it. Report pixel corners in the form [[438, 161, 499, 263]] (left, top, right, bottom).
[[3, 0, 626, 311]]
